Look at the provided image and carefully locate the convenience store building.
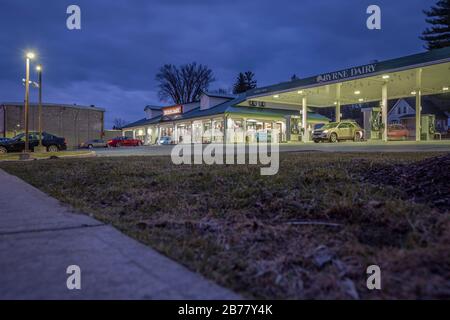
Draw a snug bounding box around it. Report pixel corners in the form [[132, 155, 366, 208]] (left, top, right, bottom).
[[123, 47, 450, 143]]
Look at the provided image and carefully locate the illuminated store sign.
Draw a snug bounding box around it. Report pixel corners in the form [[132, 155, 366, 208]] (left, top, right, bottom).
[[248, 101, 266, 107], [163, 105, 183, 116], [316, 64, 377, 83]]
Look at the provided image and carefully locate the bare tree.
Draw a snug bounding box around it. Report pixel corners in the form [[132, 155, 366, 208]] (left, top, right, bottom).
[[156, 63, 215, 104], [113, 118, 127, 130]]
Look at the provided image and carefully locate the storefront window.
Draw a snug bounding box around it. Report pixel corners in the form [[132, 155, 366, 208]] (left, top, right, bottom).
[[245, 119, 286, 143], [212, 119, 224, 143], [135, 128, 145, 142], [203, 121, 212, 143], [246, 120, 257, 143], [193, 121, 203, 143], [145, 127, 154, 145], [160, 126, 173, 138], [273, 122, 285, 143], [229, 119, 245, 143], [176, 123, 191, 143]]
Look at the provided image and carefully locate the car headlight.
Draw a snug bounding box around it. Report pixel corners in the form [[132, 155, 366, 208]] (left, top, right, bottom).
[[322, 130, 329, 134]]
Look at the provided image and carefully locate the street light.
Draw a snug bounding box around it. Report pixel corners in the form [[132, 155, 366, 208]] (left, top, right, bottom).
[[35, 64, 45, 151], [23, 51, 35, 156]]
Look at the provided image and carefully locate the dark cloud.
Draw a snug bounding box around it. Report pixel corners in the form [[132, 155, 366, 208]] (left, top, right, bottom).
[[0, 0, 428, 127]]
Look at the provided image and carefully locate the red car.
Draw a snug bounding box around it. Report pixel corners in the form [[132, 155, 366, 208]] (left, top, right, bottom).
[[388, 124, 409, 140], [107, 136, 143, 147]]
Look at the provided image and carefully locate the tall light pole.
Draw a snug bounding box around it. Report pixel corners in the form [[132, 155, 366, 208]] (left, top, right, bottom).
[[24, 52, 35, 155], [36, 65, 44, 150]]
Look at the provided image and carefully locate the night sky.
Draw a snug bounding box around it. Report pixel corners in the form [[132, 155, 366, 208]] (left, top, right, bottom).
[[0, 0, 430, 128]]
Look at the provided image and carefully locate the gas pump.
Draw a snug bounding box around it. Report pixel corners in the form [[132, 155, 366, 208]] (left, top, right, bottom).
[[420, 115, 436, 141], [369, 107, 382, 140]]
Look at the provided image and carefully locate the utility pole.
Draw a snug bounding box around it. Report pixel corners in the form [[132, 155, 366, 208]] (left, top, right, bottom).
[[35, 65, 46, 152], [21, 52, 35, 160]]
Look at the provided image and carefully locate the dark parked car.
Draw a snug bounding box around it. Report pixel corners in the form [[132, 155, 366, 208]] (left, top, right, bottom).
[[312, 120, 364, 143], [0, 137, 10, 143], [107, 136, 143, 147], [79, 139, 108, 149], [0, 132, 67, 154]]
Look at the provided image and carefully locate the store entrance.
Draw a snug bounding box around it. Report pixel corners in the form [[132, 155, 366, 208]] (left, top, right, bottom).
[[244, 119, 286, 143]]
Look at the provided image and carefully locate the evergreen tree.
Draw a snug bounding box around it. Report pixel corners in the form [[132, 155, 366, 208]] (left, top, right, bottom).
[[421, 0, 450, 50], [232, 71, 257, 94]]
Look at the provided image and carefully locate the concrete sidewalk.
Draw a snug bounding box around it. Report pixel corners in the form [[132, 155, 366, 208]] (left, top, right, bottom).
[[0, 169, 240, 300]]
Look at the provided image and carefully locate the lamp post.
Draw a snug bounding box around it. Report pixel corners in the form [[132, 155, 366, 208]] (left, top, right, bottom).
[[23, 52, 35, 157], [35, 65, 45, 151]]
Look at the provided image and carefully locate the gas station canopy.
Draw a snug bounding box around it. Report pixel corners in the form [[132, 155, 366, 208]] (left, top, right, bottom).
[[242, 47, 450, 108]]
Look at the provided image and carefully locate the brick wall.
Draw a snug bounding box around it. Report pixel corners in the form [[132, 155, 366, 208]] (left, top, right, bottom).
[[2, 104, 104, 148]]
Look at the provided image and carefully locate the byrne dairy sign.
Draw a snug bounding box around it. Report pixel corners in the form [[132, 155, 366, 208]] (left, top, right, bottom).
[[316, 64, 377, 83]]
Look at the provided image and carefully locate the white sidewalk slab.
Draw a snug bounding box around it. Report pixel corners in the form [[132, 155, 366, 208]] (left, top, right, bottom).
[[0, 169, 240, 300]]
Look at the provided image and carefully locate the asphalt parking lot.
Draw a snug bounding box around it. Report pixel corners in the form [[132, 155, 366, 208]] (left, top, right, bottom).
[[93, 140, 450, 157]]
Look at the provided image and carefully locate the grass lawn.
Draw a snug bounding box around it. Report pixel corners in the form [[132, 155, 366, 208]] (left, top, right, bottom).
[[1, 152, 449, 299]]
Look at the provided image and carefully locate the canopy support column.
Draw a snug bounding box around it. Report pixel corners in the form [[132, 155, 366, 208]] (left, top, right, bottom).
[[415, 68, 422, 142], [336, 83, 341, 122], [243, 118, 247, 144], [302, 96, 309, 142], [381, 83, 388, 142]]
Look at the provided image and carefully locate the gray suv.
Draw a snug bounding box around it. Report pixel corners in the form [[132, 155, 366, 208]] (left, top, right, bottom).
[[312, 121, 364, 143]]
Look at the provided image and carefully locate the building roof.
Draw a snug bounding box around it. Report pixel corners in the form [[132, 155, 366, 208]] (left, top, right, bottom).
[[123, 95, 329, 129], [144, 105, 163, 111], [181, 96, 245, 120], [122, 115, 163, 129], [0, 102, 105, 112], [202, 91, 236, 99]]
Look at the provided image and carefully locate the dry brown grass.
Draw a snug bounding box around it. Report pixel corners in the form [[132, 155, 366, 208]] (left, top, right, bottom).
[[1, 152, 449, 299]]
